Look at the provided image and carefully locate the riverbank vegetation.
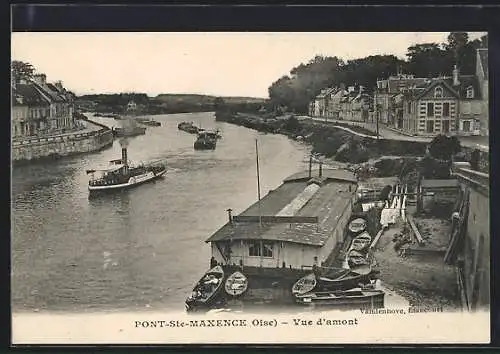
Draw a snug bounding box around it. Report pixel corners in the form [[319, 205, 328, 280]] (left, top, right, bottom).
[[76, 93, 266, 115]]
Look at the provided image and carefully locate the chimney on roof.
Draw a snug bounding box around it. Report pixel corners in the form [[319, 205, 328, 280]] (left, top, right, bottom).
[[453, 65, 460, 86], [226, 208, 233, 224], [33, 74, 46, 86], [54, 81, 63, 90]]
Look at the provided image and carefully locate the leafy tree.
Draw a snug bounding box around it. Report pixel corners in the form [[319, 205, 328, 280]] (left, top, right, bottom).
[[405, 43, 454, 77], [428, 134, 461, 161], [12, 60, 35, 81]]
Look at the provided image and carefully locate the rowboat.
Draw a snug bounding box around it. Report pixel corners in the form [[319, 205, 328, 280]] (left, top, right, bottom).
[[292, 268, 378, 295], [317, 270, 377, 291], [291, 273, 317, 295], [348, 218, 367, 235], [224, 271, 248, 297], [350, 232, 372, 252], [295, 288, 385, 309], [185, 266, 225, 312]]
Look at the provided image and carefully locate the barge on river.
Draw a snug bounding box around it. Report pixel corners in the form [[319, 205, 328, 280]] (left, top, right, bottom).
[[86, 147, 166, 193]]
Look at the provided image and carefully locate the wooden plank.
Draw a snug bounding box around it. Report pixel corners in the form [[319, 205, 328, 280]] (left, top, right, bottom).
[[232, 215, 319, 224], [407, 215, 426, 245], [370, 228, 386, 249]]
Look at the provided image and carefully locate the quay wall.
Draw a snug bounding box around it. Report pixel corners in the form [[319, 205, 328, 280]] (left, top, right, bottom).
[[12, 120, 113, 164]]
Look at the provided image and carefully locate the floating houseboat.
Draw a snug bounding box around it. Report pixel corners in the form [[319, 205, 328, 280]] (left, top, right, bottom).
[[204, 168, 358, 271]]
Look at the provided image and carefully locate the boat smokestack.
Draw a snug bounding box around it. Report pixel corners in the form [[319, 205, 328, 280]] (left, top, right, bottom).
[[227, 208, 233, 224], [121, 148, 128, 167], [309, 156, 313, 178]]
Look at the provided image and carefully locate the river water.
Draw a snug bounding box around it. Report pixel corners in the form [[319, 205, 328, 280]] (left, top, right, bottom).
[[11, 112, 311, 313]]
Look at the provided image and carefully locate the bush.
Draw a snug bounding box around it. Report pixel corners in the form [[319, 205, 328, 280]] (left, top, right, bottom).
[[428, 135, 461, 160]]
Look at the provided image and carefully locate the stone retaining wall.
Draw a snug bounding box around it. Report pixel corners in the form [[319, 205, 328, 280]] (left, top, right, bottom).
[[12, 123, 113, 164]]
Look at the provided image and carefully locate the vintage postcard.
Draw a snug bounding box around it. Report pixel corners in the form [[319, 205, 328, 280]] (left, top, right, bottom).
[[11, 31, 490, 344]]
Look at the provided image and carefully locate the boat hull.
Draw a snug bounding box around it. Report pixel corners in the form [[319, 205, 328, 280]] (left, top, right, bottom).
[[88, 169, 166, 193], [194, 140, 216, 150], [185, 266, 225, 312], [224, 271, 249, 297], [316, 272, 376, 292]]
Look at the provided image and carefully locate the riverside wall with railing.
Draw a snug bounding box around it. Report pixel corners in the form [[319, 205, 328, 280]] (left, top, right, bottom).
[[12, 120, 114, 164]]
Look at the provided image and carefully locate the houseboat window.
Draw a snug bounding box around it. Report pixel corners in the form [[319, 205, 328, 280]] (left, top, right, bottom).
[[442, 102, 450, 117], [434, 87, 443, 98], [248, 241, 273, 257], [262, 242, 273, 258], [248, 241, 261, 257]]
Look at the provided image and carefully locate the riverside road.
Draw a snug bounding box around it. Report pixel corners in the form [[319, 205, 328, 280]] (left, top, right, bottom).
[[301, 116, 489, 151]]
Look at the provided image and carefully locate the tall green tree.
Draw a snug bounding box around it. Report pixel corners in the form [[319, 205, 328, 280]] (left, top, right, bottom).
[[11, 60, 35, 81]]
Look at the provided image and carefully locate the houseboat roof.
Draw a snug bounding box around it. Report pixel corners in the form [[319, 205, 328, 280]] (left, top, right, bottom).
[[205, 169, 357, 247]]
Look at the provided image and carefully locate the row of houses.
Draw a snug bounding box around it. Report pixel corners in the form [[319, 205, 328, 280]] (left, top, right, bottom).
[[310, 48, 489, 137], [11, 74, 77, 139], [310, 84, 373, 123]]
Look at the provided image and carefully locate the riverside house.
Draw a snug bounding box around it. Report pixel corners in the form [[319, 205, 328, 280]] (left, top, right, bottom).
[[373, 74, 428, 126], [12, 74, 76, 139], [11, 79, 51, 138], [400, 78, 460, 136], [205, 169, 358, 270]]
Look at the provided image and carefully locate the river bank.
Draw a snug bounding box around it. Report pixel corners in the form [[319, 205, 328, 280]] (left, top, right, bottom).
[[12, 118, 113, 165], [215, 110, 429, 164]]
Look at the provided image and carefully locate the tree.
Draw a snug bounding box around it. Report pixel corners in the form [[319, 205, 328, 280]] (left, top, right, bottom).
[[12, 60, 35, 81], [428, 135, 461, 161], [406, 43, 454, 77]]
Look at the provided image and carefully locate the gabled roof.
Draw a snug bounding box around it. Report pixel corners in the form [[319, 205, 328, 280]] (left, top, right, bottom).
[[33, 82, 66, 103], [385, 77, 428, 94], [445, 75, 481, 100], [412, 79, 459, 100], [12, 83, 51, 106], [205, 169, 357, 247]]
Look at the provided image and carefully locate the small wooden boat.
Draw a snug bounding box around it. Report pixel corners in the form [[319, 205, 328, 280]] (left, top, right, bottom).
[[291, 273, 317, 295], [295, 288, 385, 309], [224, 271, 248, 297], [348, 218, 367, 235], [351, 232, 372, 252], [317, 270, 376, 291], [185, 266, 225, 312]]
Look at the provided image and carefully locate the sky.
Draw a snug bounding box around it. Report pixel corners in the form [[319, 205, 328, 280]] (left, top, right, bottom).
[[11, 32, 486, 98]]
